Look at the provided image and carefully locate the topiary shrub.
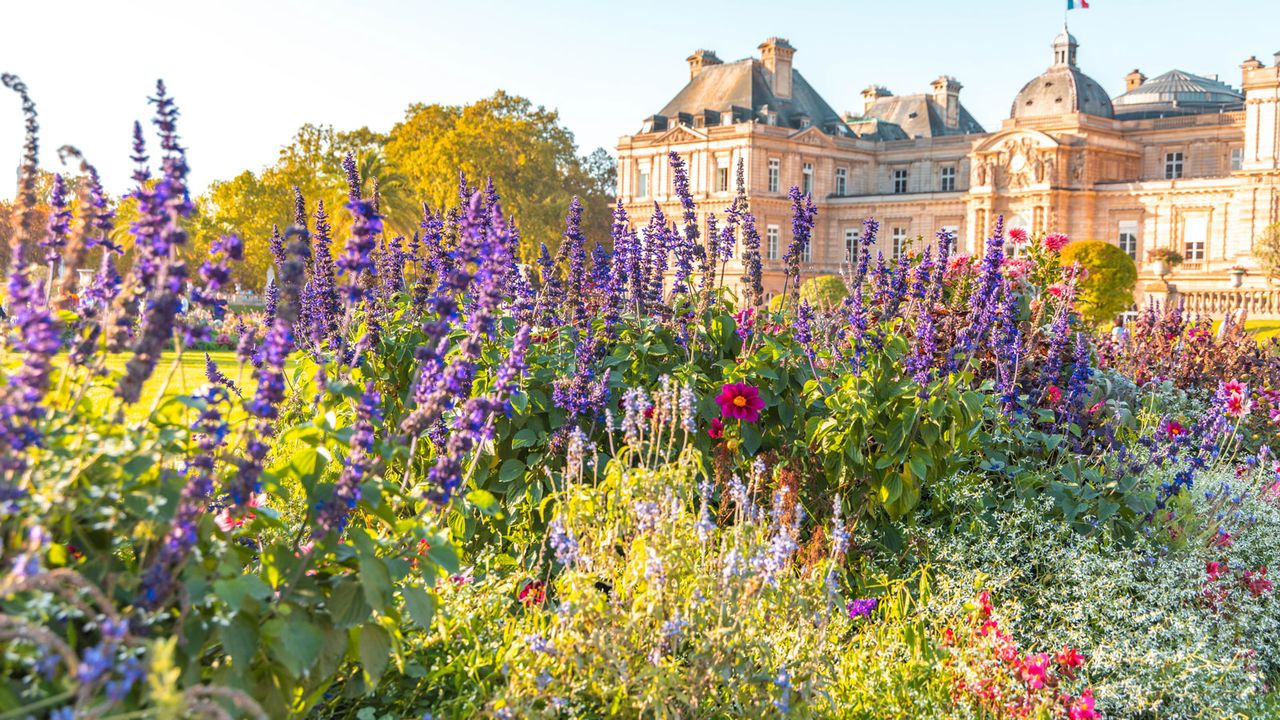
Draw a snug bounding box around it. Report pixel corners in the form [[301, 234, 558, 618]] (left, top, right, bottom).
[[1060, 240, 1137, 325], [799, 275, 848, 310]]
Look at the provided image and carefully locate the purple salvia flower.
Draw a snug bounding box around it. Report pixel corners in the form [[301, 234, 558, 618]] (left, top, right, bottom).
[[204, 353, 241, 397], [342, 151, 360, 201], [336, 195, 383, 304], [740, 209, 763, 308], [795, 299, 815, 360], [558, 197, 589, 329], [313, 383, 380, 538], [994, 282, 1022, 415], [783, 187, 817, 304], [643, 203, 670, 305], [137, 385, 228, 607], [308, 200, 342, 349], [0, 255, 61, 475], [667, 151, 701, 295], [43, 172, 72, 271]]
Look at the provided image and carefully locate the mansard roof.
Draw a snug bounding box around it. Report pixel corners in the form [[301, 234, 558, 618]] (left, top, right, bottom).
[[649, 59, 846, 134], [846, 94, 985, 140], [1112, 69, 1244, 119]]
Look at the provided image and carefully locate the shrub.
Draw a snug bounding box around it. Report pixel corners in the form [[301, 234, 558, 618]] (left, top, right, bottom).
[[1060, 240, 1137, 324], [799, 274, 848, 310]]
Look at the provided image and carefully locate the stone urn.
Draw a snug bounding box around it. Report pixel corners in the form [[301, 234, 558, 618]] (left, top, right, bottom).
[[1230, 267, 1246, 288], [1150, 259, 1168, 279]]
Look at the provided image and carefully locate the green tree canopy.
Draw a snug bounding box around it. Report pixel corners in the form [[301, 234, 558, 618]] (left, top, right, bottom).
[[1059, 240, 1137, 325], [385, 91, 613, 263]]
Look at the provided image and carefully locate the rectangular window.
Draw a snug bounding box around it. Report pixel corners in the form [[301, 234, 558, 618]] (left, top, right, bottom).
[[1183, 213, 1207, 261], [802, 238, 812, 263], [1118, 220, 1138, 259], [766, 226, 780, 260], [844, 227, 860, 261], [892, 227, 908, 259], [768, 159, 780, 193], [1231, 147, 1243, 171], [802, 163, 814, 195], [835, 167, 847, 196], [940, 166, 956, 192], [893, 169, 908, 194], [637, 170, 650, 199], [1164, 151, 1184, 180], [716, 158, 730, 193]]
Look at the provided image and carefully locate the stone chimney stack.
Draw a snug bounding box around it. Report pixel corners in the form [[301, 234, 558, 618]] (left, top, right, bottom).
[[931, 76, 962, 128], [687, 49, 722, 80], [758, 37, 795, 99], [861, 85, 892, 114], [1125, 69, 1147, 92]]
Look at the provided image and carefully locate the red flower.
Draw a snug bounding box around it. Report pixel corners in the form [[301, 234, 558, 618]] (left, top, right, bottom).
[[977, 590, 993, 618], [1043, 232, 1070, 252], [1008, 227, 1028, 244], [1164, 419, 1185, 438], [1020, 653, 1050, 689], [1046, 385, 1063, 404], [708, 417, 725, 439], [1244, 567, 1273, 597], [519, 579, 546, 606], [715, 383, 765, 423], [1056, 645, 1085, 676], [1067, 688, 1100, 720], [1206, 560, 1223, 581]]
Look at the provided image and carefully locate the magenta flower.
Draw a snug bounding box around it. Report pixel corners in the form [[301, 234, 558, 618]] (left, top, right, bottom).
[[1043, 232, 1070, 252], [847, 598, 878, 619], [715, 383, 764, 423], [708, 417, 725, 439]]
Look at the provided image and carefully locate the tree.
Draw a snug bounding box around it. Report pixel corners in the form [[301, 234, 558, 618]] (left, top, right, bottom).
[[799, 275, 848, 310], [385, 91, 612, 263], [1255, 222, 1280, 283], [1059, 240, 1137, 325]]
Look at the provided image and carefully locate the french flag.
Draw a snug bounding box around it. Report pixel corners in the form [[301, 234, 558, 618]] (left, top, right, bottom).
[[1067, 0, 1089, 8]]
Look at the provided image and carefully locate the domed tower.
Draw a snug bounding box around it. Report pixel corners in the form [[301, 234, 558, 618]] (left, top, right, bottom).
[[1011, 27, 1114, 119]]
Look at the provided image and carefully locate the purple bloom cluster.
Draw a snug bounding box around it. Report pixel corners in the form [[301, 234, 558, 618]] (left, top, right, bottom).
[[139, 385, 229, 606], [783, 187, 817, 303], [314, 383, 381, 538], [666, 151, 701, 295]]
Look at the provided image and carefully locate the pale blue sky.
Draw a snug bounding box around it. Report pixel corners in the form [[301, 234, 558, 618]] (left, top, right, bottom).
[[2, 0, 1276, 197]]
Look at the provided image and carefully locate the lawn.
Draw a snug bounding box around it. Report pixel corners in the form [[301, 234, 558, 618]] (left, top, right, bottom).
[[83, 350, 285, 421]]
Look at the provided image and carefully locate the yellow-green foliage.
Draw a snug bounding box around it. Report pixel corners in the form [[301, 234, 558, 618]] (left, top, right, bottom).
[[800, 275, 849, 310], [1059, 240, 1137, 324]]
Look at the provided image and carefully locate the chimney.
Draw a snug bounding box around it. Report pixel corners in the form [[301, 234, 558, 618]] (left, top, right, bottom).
[[758, 37, 795, 99], [687, 49, 722, 80], [861, 85, 892, 114], [931, 76, 962, 128], [1125, 69, 1146, 92]]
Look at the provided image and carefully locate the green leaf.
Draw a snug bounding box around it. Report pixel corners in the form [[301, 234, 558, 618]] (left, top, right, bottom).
[[466, 489, 501, 516], [401, 586, 438, 628], [329, 579, 372, 629], [223, 612, 259, 671], [267, 614, 323, 678], [509, 391, 529, 415], [358, 555, 393, 612], [740, 422, 762, 456], [499, 459, 526, 483], [214, 574, 273, 612], [359, 623, 392, 685], [511, 428, 539, 449]]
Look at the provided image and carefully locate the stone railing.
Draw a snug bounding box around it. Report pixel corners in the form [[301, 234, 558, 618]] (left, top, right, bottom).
[[1176, 288, 1280, 318]]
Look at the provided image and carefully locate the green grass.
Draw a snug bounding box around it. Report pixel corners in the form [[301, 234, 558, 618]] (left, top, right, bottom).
[[85, 351, 280, 421], [1210, 320, 1280, 343]]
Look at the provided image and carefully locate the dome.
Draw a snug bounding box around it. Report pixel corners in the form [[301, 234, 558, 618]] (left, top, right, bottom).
[[1111, 69, 1243, 119], [1011, 28, 1114, 120]]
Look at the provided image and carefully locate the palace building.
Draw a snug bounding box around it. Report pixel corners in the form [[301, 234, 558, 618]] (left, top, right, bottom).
[[615, 32, 1280, 315]]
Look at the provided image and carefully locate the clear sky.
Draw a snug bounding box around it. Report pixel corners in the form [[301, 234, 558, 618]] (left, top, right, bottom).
[[2, 0, 1276, 198]]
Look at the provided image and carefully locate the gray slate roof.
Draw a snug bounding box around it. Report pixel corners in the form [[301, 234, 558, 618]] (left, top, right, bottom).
[[652, 59, 845, 133], [846, 94, 986, 140], [1112, 69, 1243, 119]]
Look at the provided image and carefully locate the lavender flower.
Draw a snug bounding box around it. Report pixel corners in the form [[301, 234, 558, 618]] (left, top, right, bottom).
[[783, 187, 817, 304], [667, 151, 701, 295]]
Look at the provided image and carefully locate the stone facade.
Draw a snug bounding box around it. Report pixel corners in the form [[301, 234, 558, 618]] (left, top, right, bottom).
[[615, 33, 1280, 312]]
